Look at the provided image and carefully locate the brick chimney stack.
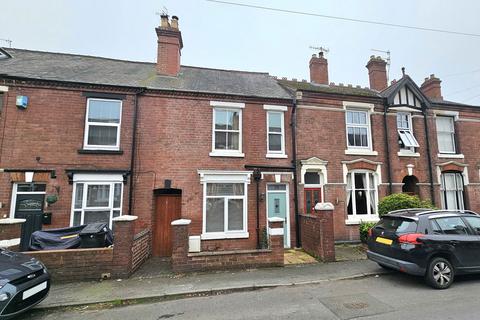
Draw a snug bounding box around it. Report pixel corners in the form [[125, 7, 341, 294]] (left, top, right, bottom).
[[366, 56, 388, 92], [420, 74, 443, 100], [309, 52, 329, 85], [156, 15, 183, 76]]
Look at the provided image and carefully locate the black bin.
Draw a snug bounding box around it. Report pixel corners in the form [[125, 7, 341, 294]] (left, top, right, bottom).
[[79, 223, 108, 248]]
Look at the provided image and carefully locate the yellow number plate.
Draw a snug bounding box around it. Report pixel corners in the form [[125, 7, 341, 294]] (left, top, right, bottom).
[[376, 237, 393, 245]]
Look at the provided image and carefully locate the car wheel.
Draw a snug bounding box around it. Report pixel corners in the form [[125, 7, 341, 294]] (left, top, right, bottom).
[[425, 257, 454, 289]]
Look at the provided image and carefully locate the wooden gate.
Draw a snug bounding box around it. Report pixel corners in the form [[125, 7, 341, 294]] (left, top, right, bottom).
[[153, 194, 181, 257]]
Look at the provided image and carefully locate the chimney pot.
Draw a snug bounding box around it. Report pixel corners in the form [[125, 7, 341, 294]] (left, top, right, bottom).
[[171, 16, 179, 29], [366, 56, 388, 91], [160, 14, 170, 28]]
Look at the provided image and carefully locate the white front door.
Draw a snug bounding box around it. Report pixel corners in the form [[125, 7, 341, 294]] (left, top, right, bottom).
[[266, 184, 289, 248]]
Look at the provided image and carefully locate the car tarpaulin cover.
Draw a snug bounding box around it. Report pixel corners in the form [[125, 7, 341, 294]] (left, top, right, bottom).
[[29, 225, 113, 251]]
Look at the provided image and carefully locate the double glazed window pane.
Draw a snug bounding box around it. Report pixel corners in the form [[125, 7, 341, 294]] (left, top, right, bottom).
[[268, 134, 282, 151], [228, 199, 243, 231], [86, 185, 110, 207], [88, 126, 118, 146], [207, 183, 244, 196], [113, 183, 122, 208], [268, 113, 282, 132], [436, 117, 455, 153], [346, 111, 367, 125], [304, 172, 320, 185], [397, 113, 410, 129], [84, 211, 111, 225], [215, 110, 239, 130], [206, 198, 224, 232], [74, 183, 84, 209], [88, 100, 121, 123], [347, 127, 368, 147]]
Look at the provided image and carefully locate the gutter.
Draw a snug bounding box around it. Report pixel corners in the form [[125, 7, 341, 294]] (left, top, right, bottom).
[[422, 103, 436, 204], [383, 99, 393, 194], [128, 88, 146, 215]]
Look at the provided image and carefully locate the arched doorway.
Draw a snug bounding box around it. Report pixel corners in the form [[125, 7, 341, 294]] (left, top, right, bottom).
[[402, 175, 419, 196]]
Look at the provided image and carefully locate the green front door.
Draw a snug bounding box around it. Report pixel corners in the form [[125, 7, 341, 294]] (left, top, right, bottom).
[[267, 184, 289, 248]]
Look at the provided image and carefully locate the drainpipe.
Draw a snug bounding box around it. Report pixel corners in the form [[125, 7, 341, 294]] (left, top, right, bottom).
[[383, 99, 393, 194], [253, 169, 262, 249], [422, 103, 436, 204], [128, 88, 146, 215], [291, 96, 301, 248]]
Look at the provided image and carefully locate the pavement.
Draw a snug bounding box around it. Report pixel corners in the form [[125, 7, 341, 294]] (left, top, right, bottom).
[[36, 254, 388, 311]]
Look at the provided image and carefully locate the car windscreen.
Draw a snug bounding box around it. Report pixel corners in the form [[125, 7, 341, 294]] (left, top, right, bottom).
[[375, 217, 418, 234]]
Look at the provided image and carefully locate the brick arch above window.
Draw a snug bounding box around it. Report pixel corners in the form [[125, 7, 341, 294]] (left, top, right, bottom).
[[342, 158, 382, 185], [436, 161, 469, 186]]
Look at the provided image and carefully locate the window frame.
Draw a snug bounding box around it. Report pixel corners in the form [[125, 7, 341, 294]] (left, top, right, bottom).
[[396, 112, 419, 150], [9, 183, 47, 219], [210, 103, 244, 157], [436, 116, 456, 154], [70, 174, 123, 229], [345, 109, 372, 150], [266, 110, 286, 157], [346, 170, 379, 223], [440, 172, 465, 211], [200, 171, 251, 240], [83, 98, 122, 151]]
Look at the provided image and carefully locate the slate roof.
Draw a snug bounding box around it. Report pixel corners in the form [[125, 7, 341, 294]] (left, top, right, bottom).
[[278, 79, 380, 97], [0, 48, 291, 100]]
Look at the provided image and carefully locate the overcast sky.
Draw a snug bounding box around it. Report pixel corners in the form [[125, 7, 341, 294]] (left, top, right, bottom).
[[1, 0, 480, 104]]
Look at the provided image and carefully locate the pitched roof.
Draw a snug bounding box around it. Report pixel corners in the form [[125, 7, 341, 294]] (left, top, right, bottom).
[[278, 79, 380, 97], [0, 48, 292, 100]]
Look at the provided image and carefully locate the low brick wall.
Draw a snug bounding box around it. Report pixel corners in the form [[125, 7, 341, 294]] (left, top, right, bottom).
[[0, 216, 151, 282], [171, 218, 284, 273], [299, 203, 335, 262], [132, 229, 151, 272], [26, 248, 114, 281]]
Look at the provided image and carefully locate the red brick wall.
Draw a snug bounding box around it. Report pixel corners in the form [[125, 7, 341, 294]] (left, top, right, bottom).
[[0, 84, 134, 227], [300, 209, 335, 262], [133, 94, 294, 250], [171, 220, 284, 272], [26, 248, 114, 282], [132, 229, 151, 272]]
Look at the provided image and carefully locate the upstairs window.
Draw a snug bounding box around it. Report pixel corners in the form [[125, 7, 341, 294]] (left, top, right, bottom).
[[211, 106, 243, 156], [397, 112, 419, 150], [84, 99, 122, 150], [267, 111, 285, 155], [436, 116, 456, 154], [346, 110, 371, 149]]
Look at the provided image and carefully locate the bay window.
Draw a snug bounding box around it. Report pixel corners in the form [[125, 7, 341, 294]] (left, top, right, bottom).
[[346, 171, 378, 221], [441, 172, 464, 210], [71, 174, 123, 228]]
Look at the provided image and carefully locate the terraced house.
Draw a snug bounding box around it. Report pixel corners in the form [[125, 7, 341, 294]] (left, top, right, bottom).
[[0, 15, 478, 271]]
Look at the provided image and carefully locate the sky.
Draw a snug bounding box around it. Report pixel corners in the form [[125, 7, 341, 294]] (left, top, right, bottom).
[[1, 0, 480, 104]]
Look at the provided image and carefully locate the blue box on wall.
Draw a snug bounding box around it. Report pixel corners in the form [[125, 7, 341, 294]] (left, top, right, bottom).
[[16, 95, 28, 109]]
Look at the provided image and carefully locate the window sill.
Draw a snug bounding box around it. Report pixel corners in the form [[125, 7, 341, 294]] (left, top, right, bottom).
[[345, 217, 379, 225], [397, 151, 420, 157], [78, 149, 123, 155], [344, 149, 378, 156], [437, 153, 464, 159], [209, 151, 245, 158], [201, 232, 249, 240], [266, 153, 288, 159]]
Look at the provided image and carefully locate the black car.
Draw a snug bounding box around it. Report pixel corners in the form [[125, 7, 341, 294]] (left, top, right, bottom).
[[0, 249, 50, 318], [367, 208, 480, 289]]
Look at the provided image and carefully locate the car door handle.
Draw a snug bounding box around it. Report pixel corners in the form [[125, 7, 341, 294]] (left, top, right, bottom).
[[451, 240, 460, 245]]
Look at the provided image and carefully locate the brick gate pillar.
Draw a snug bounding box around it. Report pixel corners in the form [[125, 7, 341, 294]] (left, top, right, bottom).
[[268, 217, 285, 266], [314, 202, 335, 262], [0, 218, 25, 251], [112, 215, 138, 278], [171, 219, 191, 272]]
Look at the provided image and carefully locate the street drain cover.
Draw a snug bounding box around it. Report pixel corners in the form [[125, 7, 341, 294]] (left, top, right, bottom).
[[319, 294, 392, 320]]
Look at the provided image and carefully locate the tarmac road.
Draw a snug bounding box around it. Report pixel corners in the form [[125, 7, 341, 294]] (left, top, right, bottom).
[[24, 272, 480, 320]]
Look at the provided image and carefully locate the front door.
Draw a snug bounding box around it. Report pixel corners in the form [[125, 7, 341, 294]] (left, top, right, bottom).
[[153, 194, 181, 257], [12, 183, 46, 251], [267, 184, 289, 248]]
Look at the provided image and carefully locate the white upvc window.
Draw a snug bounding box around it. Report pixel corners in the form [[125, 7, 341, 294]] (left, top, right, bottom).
[[210, 101, 244, 157], [346, 171, 378, 222], [84, 98, 122, 150], [397, 112, 419, 150], [440, 172, 464, 210], [436, 116, 456, 154], [266, 111, 286, 156], [70, 174, 123, 229], [345, 109, 372, 150], [199, 171, 251, 239]]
